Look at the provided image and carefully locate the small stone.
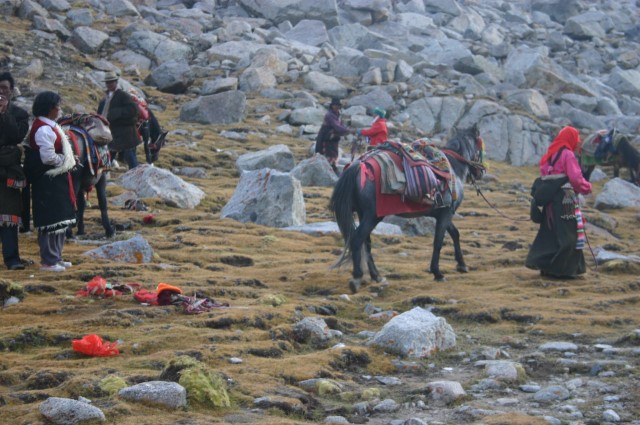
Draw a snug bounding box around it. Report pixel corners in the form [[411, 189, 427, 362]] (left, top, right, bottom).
[[603, 409, 621, 422], [228, 357, 243, 364]]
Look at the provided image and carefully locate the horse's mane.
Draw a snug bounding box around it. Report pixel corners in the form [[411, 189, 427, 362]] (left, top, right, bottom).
[[443, 125, 483, 181]]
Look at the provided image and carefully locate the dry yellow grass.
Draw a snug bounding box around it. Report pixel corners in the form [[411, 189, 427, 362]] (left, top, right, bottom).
[[1, 23, 639, 422]]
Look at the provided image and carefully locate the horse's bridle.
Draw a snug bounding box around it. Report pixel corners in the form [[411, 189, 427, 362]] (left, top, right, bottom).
[[441, 135, 486, 180]]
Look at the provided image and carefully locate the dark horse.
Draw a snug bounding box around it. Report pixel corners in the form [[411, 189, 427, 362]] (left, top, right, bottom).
[[580, 128, 640, 185], [59, 114, 115, 238], [329, 125, 486, 292], [141, 109, 168, 164]]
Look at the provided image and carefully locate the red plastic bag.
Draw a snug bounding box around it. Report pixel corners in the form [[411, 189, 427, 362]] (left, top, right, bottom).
[[72, 334, 120, 357]]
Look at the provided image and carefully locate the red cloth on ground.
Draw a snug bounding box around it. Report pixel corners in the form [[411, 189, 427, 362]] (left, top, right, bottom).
[[72, 334, 120, 357]]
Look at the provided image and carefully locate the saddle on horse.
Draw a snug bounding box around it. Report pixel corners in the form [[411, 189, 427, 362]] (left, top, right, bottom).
[[361, 140, 456, 207]]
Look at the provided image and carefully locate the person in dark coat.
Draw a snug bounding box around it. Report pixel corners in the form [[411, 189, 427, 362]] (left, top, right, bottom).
[[97, 71, 140, 169], [24, 91, 77, 272], [526, 126, 593, 278], [315, 97, 354, 173], [0, 72, 29, 270]]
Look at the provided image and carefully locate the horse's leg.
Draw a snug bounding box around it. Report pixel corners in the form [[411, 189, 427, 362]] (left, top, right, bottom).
[[447, 222, 468, 273], [349, 212, 378, 294], [429, 211, 452, 281], [95, 175, 115, 238], [365, 222, 385, 283], [613, 163, 620, 178], [75, 189, 86, 236], [583, 165, 594, 181]]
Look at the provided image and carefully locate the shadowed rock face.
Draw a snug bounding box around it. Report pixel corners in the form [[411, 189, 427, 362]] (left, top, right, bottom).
[[2, 1, 640, 424]]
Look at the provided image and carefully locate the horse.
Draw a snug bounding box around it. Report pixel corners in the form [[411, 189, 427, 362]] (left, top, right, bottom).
[[579, 128, 640, 185], [329, 125, 486, 293], [141, 108, 168, 164], [59, 114, 115, 238]]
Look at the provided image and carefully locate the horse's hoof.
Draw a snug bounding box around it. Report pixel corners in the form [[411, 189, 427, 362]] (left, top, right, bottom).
[[456, 265, 469, 273], [374, 276, 388, 285], [434, 275, 446, 282], [349, 278, 362, 294], [105, 228, 115, 238]]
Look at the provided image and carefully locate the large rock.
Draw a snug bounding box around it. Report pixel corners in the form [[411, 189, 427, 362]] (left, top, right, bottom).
[[83, 234, 154, 264], [594, 178, 640, 210], [180, 91, 246, 125], [70, 26, 108, 54], [118, 381, 187, 409], [236, 144, 295, 173], [290, 154, 338, 187], [303, 71, 348, 98], [237, 0, 339, 27], [117, 164, 205, 208], [146, 60, 193, 94], [126, 30, 192, 64], [284, 19, 328, 46], [221, 169, 306, 228], [369, 307, 456, 358], [39, 397, 105, 425]]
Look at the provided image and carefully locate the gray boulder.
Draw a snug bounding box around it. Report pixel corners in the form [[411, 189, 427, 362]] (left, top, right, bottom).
[[126, 30, 193, 64], [118, 381, 187, 409], [303, 71, 348, 98], [180, 91, 246, 125], [39, 397, 105, 425], [70, 26, 108, 54], [290, 154, 338, 187], [104, 0, 139, 17], [84, 235, 154, 264], [285, 19, 328, 46], [594, 178, 640, 210], [221, 169, 306, 228], [146, 60, 193, 94], [369, 307, 456, 358], [237, 0, 339, 27], [236, 144, 295, 173], [118, 164, 205, 209]]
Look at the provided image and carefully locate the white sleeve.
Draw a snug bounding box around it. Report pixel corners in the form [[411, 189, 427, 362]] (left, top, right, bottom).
[[34, 126, 64, 167]]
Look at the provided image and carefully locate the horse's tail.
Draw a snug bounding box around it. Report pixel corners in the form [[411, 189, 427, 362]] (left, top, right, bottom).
[[329, 163, 360, 269]]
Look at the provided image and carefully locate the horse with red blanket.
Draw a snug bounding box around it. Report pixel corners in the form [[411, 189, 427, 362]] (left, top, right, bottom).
[[329, 125, 486, 292]]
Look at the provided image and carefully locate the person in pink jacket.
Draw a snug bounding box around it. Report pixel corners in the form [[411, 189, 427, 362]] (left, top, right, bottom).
[[357, 107, 388, 147], [526, 126, 592, 278]]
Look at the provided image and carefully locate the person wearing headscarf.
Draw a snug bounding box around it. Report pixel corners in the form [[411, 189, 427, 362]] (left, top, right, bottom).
[[526, 126, 593, 278], [315, 97, 354, 173], [356, 106, 388, 147], [0, 72, 29, 270], [24, 91, 76, 272]]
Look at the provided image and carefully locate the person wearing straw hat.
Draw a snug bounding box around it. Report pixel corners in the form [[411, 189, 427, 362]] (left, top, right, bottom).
[[356, 106, 388, 147], [97, 71, 140, 169], [315, 97, 354, 174]]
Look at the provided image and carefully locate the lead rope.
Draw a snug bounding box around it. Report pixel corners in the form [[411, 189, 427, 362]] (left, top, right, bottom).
[[471, 179, 530, 222]]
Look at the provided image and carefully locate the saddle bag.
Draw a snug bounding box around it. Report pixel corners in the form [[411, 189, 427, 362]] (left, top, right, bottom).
[[403, 157, 439, 204]]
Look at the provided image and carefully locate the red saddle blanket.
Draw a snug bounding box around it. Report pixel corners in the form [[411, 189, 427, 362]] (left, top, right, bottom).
[[361, 157, 432, 218]]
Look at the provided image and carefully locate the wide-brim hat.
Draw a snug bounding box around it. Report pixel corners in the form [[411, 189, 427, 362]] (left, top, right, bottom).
[[102, 71, 119, 82], [329, 97, 342, 107]]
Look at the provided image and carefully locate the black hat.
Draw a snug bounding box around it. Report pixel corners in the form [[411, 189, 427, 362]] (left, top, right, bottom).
[[330, 97, 342, 107]]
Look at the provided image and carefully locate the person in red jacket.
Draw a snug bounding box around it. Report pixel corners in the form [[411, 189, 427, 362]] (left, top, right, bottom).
[[357, 107, 388, 147]]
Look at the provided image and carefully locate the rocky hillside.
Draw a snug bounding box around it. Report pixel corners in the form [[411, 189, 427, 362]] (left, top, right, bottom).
[[1, 1, 640, 424]]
